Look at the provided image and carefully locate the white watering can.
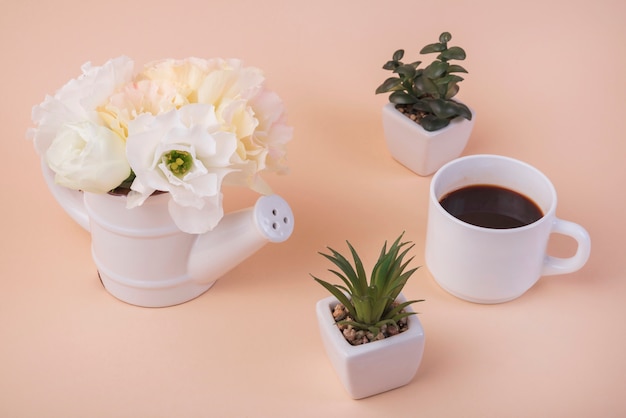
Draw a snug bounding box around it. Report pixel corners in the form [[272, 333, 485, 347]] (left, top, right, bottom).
[[41, 163, 294, 307]]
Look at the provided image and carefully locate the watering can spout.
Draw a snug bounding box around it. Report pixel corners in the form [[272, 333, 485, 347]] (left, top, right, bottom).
[[187, 194, 294, 284]]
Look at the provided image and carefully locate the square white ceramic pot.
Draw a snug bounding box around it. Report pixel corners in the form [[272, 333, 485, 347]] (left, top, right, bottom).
[[382, 102, 476, 176], [315, 293, 425, 399]]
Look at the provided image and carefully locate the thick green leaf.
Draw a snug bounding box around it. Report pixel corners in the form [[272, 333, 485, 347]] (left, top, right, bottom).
[[433, 74, 464, 86], [452, 100, 473, 120], [423, 61, 449, 79], [447, 64, 468, 73], [420, 42, 445, 54], [338, 319, 372, 332], [374, 235, 409, 294], [420, 114, 451, 131], [438, 46, 466, 61], [385, 299, 424, 320], [325, 269, 356, 293], [429, 99, 461, 119], [414, 76, 439, 97], [312, 277, 355, 317], [312, 233, 422, 329], [392, 49, 404, 61], [389, 311, 417, 324], [319, 250, 358, 287], [389, 91, 417, 104], [346, 241, 368, 294], [411, 99, 433, 113], [445, 83, 459, 99], [393, 64, 416, 78], [375, 77, 403, 94], [439, 32, 452, 43], [428, 99, 472, 121], [382, 60, 399, 71]]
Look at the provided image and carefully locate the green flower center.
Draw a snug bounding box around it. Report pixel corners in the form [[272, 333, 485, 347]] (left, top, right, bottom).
[[164, 150, 193, 177]]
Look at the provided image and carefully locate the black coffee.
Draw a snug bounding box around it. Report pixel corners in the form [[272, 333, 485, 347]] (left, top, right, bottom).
[[439, 185, 543, 229]]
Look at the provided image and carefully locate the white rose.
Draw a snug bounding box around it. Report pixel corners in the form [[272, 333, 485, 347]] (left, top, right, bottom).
[[45, 122, 130, 193], [126, 104, 238, 233]]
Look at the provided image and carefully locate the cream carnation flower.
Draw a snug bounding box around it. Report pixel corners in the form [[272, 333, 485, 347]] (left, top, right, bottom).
[[98, 79, 184, 140], [138, 57, 215, 102], [196, 59, 292, 192]]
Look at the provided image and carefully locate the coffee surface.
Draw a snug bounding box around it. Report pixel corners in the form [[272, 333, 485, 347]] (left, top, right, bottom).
[[439, 185, 543, 229]]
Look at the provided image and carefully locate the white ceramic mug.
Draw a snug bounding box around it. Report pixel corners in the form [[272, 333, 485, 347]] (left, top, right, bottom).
[[425, 154, 591, 304]]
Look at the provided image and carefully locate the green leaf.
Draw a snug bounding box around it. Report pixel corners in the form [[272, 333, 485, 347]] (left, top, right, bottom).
[[346, 241, 368, 294], [433, 74, 464, 86], [420, 115, 451, 131], [420, 42, 445, 54], [375, 77, 403, 94], [325, 269, 355, 293], [389, 91, 417, 104], [423, 61, 449, 79], [439, 32, 452, 43], [312, 277, 355, 317], [382, 60, 399, 71], [312, 233, 422, 329], [445, 83, 459, 99], [452, 100, 473, 120], [414, 76, 439, 97], [392, 49, 404, 61], [393, 64, 416, 78], [439, 46, 466, 61], [429, 99, 461, 119], [385, 299, 423, 320], [411, 99, 433, 113], [338, 319, 371, 332], [429, 99, 472, 121], [318, 250, 359, 289], [447, 64, 468, 73]]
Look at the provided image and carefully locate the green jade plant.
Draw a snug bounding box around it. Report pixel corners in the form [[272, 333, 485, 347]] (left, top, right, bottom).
[[376, 31, 472, 132], [312, 233, 423, 343]]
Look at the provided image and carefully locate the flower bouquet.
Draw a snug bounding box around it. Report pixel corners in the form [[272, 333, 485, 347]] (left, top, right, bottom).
[[28, 56, 292, 234]]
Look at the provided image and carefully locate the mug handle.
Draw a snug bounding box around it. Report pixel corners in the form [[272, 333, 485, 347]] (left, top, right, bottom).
[[542, 218, 591, 276], [41, 159, 90, 232]]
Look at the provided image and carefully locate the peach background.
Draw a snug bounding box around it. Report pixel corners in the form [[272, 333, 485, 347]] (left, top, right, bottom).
[[2, 0, 625, 416]]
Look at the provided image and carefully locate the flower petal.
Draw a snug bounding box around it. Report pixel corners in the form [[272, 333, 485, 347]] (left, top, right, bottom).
[[168, 194, 224, 233]]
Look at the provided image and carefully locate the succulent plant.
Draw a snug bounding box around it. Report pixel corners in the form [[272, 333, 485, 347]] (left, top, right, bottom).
[[375, 31, 472, 132], [312, 233, 423, 337]]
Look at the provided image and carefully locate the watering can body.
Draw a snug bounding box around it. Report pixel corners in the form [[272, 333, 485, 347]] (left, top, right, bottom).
[[42, 163, 294, 307]]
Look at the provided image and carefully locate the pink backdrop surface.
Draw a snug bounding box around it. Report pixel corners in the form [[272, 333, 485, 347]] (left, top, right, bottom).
[[2, 0, 625, 416]]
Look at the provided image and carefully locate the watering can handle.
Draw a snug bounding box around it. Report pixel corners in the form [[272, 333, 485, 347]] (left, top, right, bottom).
[[41, 160, 90, 231]]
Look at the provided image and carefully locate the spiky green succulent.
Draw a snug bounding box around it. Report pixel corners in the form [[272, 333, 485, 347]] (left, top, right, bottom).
[[375, 31, 472, 132], [312, 233, 423, 336]]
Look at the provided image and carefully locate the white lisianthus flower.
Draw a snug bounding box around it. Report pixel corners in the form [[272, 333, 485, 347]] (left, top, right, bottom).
[[126, 104, 238, 234], [45, 122, 130, 193]]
